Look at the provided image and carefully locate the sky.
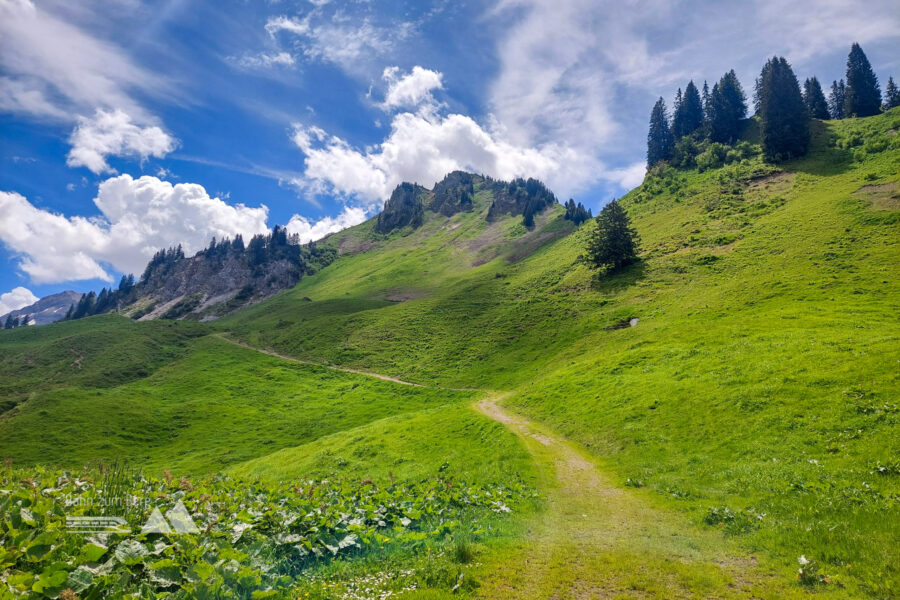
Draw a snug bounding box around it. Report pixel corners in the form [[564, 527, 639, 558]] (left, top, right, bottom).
[[1, 0, 899, 313]]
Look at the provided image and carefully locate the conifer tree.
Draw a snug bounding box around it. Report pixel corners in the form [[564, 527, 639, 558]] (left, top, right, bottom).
[[586, 200, 640, 273], [708, 70, 747, 144], [758, 57, 810, 161], [647, 98, 674, 167], [884, 76, 900, 110], [802, 77, 830, 119], [829, 80, 846, 119], [19, 314, 29, 327], [673, 81, 704, 138], [844, 43, 881, 117], [3, 314, 13, 329]]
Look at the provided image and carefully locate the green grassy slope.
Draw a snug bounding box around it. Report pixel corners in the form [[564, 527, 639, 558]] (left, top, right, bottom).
[[0, 334, 475, 474], [1, 110, 897, 597], [214, 110, 900, 595], [0, 315, 208, 412]]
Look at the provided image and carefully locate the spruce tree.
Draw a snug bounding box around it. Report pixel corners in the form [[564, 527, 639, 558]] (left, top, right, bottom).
[[844, 43, 881, 117], [758, 57, 810, 162], [673, 81, 703, 138], [3, 314, 12, 329], [885, 76, 900, 110], [802, 77, 830, 119], [646, 98, 674, 167], [708, 70, 747, 144], [586, 200, 640, 273], [829, 80, 846, 119]]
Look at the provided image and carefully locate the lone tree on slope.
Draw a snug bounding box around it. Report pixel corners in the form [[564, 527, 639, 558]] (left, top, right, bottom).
[[758, 56, 810, 162], [586, 200, 640, 273], [647, 98, 674, 167], [844, 43, 881, 117], [803, 77, 830, 119]]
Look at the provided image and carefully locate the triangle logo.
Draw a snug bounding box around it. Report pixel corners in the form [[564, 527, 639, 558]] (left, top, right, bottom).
[[139, 501, 199, 535], [141, 507, 173, 534], [165, 501, 200, 534]]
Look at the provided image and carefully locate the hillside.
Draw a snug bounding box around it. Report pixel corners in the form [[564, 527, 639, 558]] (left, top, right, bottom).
[[0, 290, 80, 326], [0, 109, 898, 598]]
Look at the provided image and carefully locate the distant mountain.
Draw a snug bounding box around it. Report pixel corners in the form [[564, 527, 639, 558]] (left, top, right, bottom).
[[0, 290, 81, 325]]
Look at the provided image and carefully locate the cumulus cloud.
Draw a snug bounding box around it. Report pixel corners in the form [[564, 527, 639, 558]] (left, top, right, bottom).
[[66, 109, 177, 174], [381, 66, 443, 111], [291, 105, 595, 207], [0, 286, 39, 316], [286, 206, 368, 243], [0, 176, 269, 284]]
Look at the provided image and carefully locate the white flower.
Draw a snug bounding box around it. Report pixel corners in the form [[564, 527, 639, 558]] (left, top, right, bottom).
[[798, 555, 810, 565]]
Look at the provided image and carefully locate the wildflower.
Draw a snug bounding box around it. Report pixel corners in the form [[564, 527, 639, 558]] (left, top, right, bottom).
[[798, 555, 809, 565]]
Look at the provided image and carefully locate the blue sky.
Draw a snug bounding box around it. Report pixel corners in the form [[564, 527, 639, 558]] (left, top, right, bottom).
[[1, 0, 899, 313]]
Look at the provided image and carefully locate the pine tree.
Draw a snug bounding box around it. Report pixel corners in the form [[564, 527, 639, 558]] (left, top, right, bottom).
[[19, 314, 30, 327], [64, 304, 74, 321], [232, 234, 245, 252], [3, 314, 13, 329], [829, 79, 846, 119], [885, 76, 900, 110], [673, 81, 703, 138], [758, 57, 810, 162], [647, 97, 674, 167], [844, 43, 881, 117], [802, 77, 830, 119], [708, 70, 747, 144], [586, 200, 640, 273], [702, 80, 711, 118]]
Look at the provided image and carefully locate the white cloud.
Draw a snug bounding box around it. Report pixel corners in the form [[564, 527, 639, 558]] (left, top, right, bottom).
[[233, 51, 296, 69], [0, 287, 39, 316], [286, 206, 368, 243], [66, 109, 177, 174], [0, 176, 269, 284], [381, 66, 443, 111], [264, 14, 409, 71], [604, 162, 646, 190], [0, 0, 168, 121], [291, 104, 594, 206]]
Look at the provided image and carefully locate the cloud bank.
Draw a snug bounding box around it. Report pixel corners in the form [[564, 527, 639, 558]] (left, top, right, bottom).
[[0, 176, 270, 284]]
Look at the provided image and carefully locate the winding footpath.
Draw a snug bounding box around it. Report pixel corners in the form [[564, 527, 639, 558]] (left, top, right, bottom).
[[217, 333, 802, 599]]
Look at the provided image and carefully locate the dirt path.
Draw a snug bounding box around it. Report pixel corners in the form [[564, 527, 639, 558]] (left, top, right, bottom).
[[473, 396, 798, 599], [213, 333, 425, 387], [215, 334, 799, 598]]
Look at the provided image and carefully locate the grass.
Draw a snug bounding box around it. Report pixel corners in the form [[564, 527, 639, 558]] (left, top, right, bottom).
[[0, 334, 477, 475], [1, 108, 898, 597]]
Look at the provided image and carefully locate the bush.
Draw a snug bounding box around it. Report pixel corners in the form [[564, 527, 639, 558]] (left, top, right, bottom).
[[697, 143, 729, 172]]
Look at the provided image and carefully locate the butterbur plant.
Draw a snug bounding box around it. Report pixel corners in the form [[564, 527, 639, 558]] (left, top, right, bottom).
[[797, 555, 828, 586]]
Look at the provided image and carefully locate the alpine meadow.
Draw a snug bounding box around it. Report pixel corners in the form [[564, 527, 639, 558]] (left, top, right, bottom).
[[0, 3, 898, 599]]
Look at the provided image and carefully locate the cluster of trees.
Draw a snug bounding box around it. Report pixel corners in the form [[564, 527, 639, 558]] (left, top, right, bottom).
[[563, 199, 592, 225], [648, 71, 748, 167], [648, 43, 896, 167], [486, 177, 558, 227], [375, 183, 427, 234], [3, 314, 30, 329], [64, 225, 333, 322]]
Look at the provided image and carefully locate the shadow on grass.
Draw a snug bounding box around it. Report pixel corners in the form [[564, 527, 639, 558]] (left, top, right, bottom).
[[788, 119, 855, 177], [590, 260, 647, 294]]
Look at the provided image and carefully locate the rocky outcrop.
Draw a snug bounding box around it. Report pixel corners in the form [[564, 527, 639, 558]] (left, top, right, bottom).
[[375, 183, 428, 234]]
